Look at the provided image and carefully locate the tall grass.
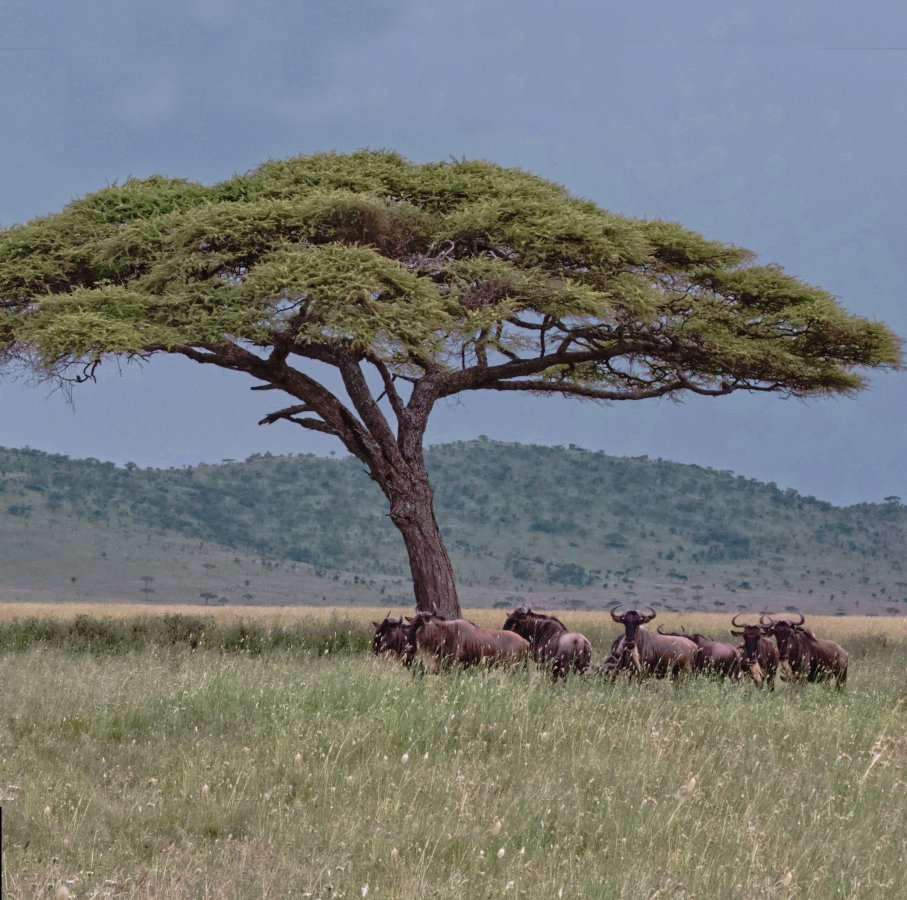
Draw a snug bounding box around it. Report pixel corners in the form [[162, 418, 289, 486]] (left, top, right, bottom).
[[0, 613, 370, 655], [1, 613, 905, 898]]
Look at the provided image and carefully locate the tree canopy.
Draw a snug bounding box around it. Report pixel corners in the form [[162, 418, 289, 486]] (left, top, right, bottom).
[[2, 150, 899, 398], [0, 150, 901, 614]]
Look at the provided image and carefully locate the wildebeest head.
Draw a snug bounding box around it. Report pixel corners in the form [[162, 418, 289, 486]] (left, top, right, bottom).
[[503, 605, 563, 644], [610, 605, 655, 647], [403, 609, 444, 652], [730, 613, 776, 686], [371, 612, 407, 655], [502, 605, 531, 634], [730, 614, 770, 664], [760, 611, 804, 663]]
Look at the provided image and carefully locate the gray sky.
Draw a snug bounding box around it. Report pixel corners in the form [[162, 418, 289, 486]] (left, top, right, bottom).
[[1, 0, 905, 505]]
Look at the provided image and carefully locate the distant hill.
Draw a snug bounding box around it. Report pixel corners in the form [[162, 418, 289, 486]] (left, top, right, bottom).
[[1, 441, 905, 614]]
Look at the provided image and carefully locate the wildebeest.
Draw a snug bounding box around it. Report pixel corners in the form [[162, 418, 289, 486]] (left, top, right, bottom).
[[608, 606, 697, 678], [656, 625, 741, 679], [760, 612, 848, 687], [729, 614, 778, 689], [405, 611, 529, 672], [596, 635, 626, 677], [371, 613, 409, 661], [502, 606, 592, 679]]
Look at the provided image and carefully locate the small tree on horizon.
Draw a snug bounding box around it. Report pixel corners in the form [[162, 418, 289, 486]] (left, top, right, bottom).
[[0, 151, 901, 617]]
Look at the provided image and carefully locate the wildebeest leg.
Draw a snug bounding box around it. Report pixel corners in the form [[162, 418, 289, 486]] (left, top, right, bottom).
[[670, 661, 690, 683], [550, 659, 566, 681], [409, 655, 427, 678], [629, 646, 644, 681]]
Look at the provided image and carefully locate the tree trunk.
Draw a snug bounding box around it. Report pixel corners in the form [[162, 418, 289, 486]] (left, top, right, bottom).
[[387, 471, 461, 619]]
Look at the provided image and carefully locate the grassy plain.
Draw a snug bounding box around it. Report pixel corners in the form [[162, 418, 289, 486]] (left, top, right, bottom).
[[1, 607, 905, 898], [4, 441, 907, 613]]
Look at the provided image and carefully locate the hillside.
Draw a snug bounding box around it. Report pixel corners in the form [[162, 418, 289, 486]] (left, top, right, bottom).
[[0, 441, 905, 614]]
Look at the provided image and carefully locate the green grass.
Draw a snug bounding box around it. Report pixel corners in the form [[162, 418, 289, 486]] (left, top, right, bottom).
[[0, 613, 370, 655], [2, 618, 905, 898]]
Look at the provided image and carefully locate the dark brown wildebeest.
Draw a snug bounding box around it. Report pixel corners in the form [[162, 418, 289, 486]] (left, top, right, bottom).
[[371, 613, 409, 661], [656, 625, 741, 679], [405, 611, 529, 672], [502, 606, 592, 679], [760, 612, 848, 687], [730, 614, 778, 689], [596, 635, 626, 677], [608, 606, 697, 678]]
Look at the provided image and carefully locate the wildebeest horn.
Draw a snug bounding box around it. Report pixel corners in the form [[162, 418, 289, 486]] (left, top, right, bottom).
[[731, 613, 748, 628], [759, 612, 774, 626], [640, 606, 656, 622], [789, 610, 805, 626], [657, 624, 670, 635], [609, 604, 625, 622]]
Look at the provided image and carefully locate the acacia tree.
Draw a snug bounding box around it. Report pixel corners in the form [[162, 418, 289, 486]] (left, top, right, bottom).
[[0, 151, 900, 616]]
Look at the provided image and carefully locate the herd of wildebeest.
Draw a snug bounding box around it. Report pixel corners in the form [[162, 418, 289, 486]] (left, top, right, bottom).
[[372, 606, 849, 688]]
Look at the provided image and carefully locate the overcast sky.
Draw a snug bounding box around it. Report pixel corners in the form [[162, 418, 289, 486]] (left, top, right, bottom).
[[1, 0, 905, 505]]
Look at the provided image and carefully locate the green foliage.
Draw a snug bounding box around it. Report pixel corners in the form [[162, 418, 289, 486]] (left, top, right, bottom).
[[1, 151, 900, 395]]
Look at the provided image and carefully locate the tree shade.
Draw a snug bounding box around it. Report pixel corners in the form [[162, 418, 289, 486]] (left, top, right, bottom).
[[0, 151, 901, 615]]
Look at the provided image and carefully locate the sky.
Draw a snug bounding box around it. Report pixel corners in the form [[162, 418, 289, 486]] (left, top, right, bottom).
[[1, 0, 905, 505]]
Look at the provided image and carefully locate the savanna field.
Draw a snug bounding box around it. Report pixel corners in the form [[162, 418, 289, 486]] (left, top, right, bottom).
[[1, 605, 905, 899]]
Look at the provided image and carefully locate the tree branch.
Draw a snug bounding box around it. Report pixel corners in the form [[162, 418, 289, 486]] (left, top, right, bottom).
[[336, 355, 405, 472], [258, 403, 316, 426], [277, 417, 339, 437], [477, 379, 686, 401], [364, 353, 406, 423], [170, 341, 383, 472], [438, 343, 652, 396]]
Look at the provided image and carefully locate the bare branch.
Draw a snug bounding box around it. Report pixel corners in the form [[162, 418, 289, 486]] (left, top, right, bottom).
[[364, 354, 406, 422], [438, 343, 652, 396], [258, 403, 316, 426], [478, 379, 685, 401], [166, 341, 387, 472], [281, 417, 340, 437], [337, 355, 404, 470]]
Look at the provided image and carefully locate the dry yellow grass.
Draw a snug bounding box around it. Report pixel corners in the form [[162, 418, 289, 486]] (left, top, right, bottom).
[[1, 601, 903, 641]]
